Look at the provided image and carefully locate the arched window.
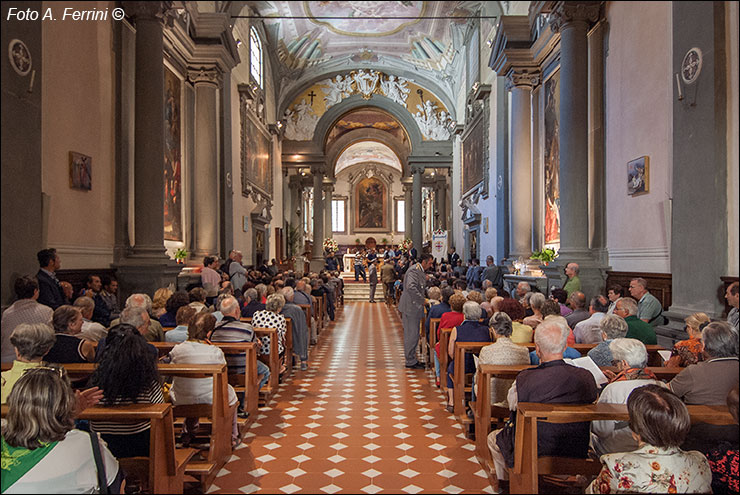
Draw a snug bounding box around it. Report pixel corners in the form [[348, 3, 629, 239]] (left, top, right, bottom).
[[249, 26, 263, 88]]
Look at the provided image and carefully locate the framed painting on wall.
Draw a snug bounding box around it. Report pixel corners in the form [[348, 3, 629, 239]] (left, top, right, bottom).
[[69, 151, 92, 190], [354, 176, 387, 232], [240, 91, 273, 198], [627, 156, 649, 196], [164, 66, 182, 241], [462, 112, 485, 194], [544, 69, 561, 245]]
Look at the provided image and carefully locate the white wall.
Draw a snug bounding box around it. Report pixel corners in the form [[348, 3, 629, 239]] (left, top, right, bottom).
[[41, 1, 116, 268], [604, 1, 673, 273]]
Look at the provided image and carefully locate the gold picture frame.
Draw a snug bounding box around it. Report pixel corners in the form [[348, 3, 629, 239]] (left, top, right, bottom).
[[627, 156, 649, 196]]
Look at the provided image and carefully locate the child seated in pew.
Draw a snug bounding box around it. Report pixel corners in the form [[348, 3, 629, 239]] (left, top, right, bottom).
[[587, 385, 712, 493], [167, 312, 241, 448], [90, 324, 165, 458], [2, 366, 122, 494]]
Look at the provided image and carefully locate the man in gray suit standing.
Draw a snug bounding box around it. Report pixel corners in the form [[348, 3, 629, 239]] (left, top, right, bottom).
[[368, 259, 379, 303], [398, 253, 434, 369]]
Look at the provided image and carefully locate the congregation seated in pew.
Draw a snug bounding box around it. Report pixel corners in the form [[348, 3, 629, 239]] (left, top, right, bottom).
[[166, 312, 241, 448]]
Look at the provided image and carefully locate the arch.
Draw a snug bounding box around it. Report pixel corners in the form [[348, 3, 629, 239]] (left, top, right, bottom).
[[313, 94, 425, 154], [325, 128, 411, 179]]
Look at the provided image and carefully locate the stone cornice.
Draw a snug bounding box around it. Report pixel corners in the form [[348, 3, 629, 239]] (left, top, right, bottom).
[[163, 11, 239, 75], [549, 1, 601, 33], [122, 1, 177, 24]]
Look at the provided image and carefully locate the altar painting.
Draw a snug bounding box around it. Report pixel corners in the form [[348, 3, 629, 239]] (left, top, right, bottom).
[[355, 177, 387, 231], [544, 70, 561, 245], [164, 67, 182, 241]]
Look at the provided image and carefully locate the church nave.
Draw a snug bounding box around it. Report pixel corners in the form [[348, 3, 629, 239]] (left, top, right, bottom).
[[210, 302, 493, 494]]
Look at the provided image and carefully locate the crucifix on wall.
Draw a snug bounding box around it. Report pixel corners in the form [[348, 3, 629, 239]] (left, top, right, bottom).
[[307, 90, 317, 106]]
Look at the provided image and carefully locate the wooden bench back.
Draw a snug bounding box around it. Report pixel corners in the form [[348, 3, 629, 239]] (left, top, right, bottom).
[[428, 318, 441, 367]]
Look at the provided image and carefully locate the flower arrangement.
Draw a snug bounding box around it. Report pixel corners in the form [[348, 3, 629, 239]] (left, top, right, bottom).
[[530, 247, 558, 264], [323, 238, 338, 253], [174, 248, 188, 264], [399, 238, 413, 253]]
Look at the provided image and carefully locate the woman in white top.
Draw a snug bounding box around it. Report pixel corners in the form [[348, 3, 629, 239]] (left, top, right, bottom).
[[2, 366, 121, 494], [591, 338, 666, 456], [168, 312, 240, 448]]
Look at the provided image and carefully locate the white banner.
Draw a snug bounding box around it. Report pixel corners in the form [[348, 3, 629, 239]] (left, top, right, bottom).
[[431, 231, 448, 263]]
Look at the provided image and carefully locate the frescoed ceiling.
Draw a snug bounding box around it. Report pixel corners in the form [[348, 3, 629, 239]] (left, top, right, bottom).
[[335, 141, 403, 175], [326, 109, 408, 148]]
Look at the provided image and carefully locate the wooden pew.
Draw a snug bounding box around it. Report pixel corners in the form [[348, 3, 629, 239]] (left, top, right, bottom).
[[439, 327, 454, 394], [510, 402, 735, 494], [253, 327, 279, 398], [428, 318, 441, 373], [518, 342, 666, 366], [1, 403, 197, 494], [472, 363, 686, 491], [452, 341, 490, 421], [150, 342, 260, 419]]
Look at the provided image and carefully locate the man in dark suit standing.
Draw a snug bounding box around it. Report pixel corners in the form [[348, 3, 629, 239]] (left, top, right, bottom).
[[408, 241, 418, 261], [398, 253, 434, 369], [36, 248, 65, 310], [447, 247, 460, 267]]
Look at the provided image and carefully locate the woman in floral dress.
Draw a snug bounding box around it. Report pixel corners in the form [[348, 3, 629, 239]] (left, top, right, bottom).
[[587, 384, 711, 493]]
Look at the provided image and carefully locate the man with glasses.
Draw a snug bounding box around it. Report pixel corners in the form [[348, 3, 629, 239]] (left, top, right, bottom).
[[613, 297, 657, 345], [628, 277, 663, 327]]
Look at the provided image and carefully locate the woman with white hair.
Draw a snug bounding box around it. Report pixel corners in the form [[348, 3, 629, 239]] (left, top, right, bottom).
[[1, 323, 56, 404], [252, 293, 288, 374], [523, 292, 546, 330], [591, 338, 666, 456], [444, 301, 491, 412]]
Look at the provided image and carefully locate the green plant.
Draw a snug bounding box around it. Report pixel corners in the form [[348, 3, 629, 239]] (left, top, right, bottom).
[[355, 238, 361, 244], [380, 237, 389, 245], [530, 247, 558, 263], [287, 224, 301, 258], [174, 248, 188, 261]]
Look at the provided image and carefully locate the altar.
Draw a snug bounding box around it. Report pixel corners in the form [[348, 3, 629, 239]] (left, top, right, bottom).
[[342, 253, 355, 273]]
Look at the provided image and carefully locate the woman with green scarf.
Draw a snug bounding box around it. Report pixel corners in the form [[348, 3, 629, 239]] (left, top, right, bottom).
[[1, 367, 121, 493]]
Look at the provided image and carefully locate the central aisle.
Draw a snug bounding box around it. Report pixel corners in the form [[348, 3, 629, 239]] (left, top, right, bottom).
[[209, 302, 493, 494]]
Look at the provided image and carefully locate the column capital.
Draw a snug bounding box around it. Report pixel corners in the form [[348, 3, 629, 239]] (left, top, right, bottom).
[[188, 66, 221, 87], [310, 163, 327, 176], [549, 1, 600, 33], [410, 164, 425, 176], [122, 1, 177, 24], [322, 179, 335, 191], [505, 68, 541, 91]]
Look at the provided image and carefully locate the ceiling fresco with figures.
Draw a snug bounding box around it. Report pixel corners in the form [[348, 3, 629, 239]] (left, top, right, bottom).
[[254, 1, 472, 71], [282, 69, 453, 141], [325, 108, 408, 148], [335, 141, 403, 175]]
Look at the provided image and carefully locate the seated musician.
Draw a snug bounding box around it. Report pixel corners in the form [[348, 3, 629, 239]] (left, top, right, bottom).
[[587, 385, 711, 494], [591, 338, 666, 456], [487, 319, 598, 482]]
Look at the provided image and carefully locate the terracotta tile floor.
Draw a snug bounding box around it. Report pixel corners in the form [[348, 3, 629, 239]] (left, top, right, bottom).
[[207, 302, 494, 494]]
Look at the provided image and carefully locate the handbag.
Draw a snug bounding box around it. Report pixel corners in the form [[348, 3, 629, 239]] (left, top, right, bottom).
[[88, 430, 109, 494], [495, 412, 517, 469]]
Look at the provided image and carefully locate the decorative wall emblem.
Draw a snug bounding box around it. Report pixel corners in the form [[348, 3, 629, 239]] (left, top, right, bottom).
[[8, 39, 31, 76], [681, 47, 702, 85]]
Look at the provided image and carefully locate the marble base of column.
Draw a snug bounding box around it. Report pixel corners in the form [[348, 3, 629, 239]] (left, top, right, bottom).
[[112, 262, 182, 304]]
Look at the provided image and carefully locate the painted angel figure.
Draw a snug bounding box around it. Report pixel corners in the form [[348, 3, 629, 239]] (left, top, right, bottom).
[[354, 69, 380, 98], [322, 74, 352, 108], [380, 74, 410, 107], [285, 98, 318, 141]]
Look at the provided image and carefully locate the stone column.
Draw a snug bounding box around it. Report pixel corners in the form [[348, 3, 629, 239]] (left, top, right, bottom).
[[506, 68, 540, 259], [549, 2, 600, 259], [402, 178, 413, 238], [126, 1, 173, 260], [189, 67, 221, 258], [310, 164, 326, 271], [435, 177, 448, 230], [411, 164, 424, 251], [323, 179, 334, 239]]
